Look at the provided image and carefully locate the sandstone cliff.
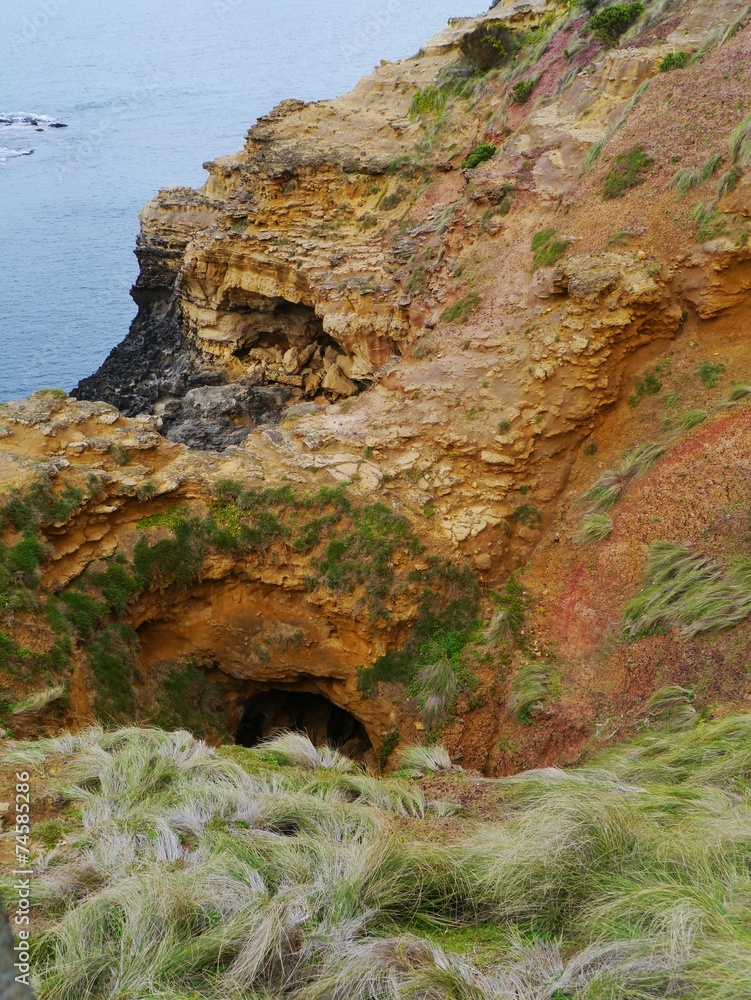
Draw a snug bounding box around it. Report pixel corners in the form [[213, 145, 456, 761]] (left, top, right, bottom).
[[3, 0, 751, 769]]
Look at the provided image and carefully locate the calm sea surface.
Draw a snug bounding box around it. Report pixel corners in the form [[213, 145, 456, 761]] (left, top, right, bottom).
[[0, 0, 479, 403]]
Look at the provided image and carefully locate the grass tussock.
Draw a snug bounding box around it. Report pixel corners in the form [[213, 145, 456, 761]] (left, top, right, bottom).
[[11, 683, 66, 716], [579, 442, 664, 515], [5, 715, 751, 999], [508, 662, 549, 724], [397, 744, 455, 774], [573, 512, 613, 546], [624, 541, 751, 639]]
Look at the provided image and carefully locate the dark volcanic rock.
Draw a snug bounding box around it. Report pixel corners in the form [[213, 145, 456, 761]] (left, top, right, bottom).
[[73, 238, 289, 451]]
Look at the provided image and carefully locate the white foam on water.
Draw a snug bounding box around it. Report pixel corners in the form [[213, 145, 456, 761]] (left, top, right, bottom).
[[0, 112, 66, 130], [0, 147, 35, 162]]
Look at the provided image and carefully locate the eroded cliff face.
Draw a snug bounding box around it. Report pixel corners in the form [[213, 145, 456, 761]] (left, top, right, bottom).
[[5, 0, 751, 768]]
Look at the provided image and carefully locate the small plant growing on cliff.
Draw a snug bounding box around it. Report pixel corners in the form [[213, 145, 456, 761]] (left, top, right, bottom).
[[728, 383, 751, 401], [660, 50, 689, 72], [531, 227, 570, 269], [379, 185, 409, 211], [108, 442, 129, 466], [461, 143, 496, 170], [136, 480, 156, 501], [484, 574, 527, 646], [397, 744, 454, 773], [589, 2, 644, 46], [512, 502, 542, 529], [508, 662, 549, 723], [409, 85, 449, 119], [378, 730, 400, 769], [442, 292, 481, 324], [676, 409, 708, 430], [694, 359, 726, 389], [602, 144, 653, 198], [628, 364, 664, 406], [511, 78, 536, 104], [645, 685, 697, 731]]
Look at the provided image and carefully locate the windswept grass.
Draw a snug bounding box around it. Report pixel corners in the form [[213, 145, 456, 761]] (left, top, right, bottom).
[[5, 715, 751, 1000], [397, 744, 455, 774], [573, 512, 613, 546], [508, 662, 549, 723], [624, 541, 751, 639], [11, 683, 66, 716], [579, 442, 664, 515]]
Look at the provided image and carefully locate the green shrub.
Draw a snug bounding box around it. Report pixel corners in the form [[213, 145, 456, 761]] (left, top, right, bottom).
[[628, 364, 664, 406], [88, 623, 139, 722], [461, 142, 496, 170], [660, 50, 689, 72], [602, 144, 653, 198], [694, 359, 726, 389], [459, 20, 519, 71], [511, 78, 536, 104], [59, 591, 107, 638], [442, 292, 481, 323], [531, 227, 570, 269], [589, 2, 644, 46], [7, 531, 46, 580], [151, 659, 228, 741]]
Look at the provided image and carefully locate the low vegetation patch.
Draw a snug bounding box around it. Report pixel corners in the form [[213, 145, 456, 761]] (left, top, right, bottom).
[[694, 359, 726, 389], [508, 661, 549, 723], [531, 226, 570, 269], [660, 49, 689, 71], [602, 144, 653, 198], [442, 291, 481, 323], [461, 142, 496, 170], [573, 512, 613, 545], [6, 713, 751, 999]]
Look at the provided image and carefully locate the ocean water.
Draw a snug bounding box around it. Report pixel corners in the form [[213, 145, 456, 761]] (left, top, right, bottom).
[[0, 0, 480, 404]]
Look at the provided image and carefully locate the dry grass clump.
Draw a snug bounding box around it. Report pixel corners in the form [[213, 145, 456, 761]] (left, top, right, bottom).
[[573, 512, 613, 545], [508, 663, 549, 724], [5, 716, 751, 1000], [624, 541, 751, 639], [11, 683, 66, 716], [397, 744, 455, 774], [579, 442, 664, 517]]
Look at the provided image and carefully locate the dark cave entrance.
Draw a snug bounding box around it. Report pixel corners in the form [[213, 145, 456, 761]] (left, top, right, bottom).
[[235, 689, 372, 760]]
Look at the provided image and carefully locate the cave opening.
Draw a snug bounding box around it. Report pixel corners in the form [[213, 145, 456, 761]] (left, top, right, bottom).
[[236, 689, 372, 760]]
